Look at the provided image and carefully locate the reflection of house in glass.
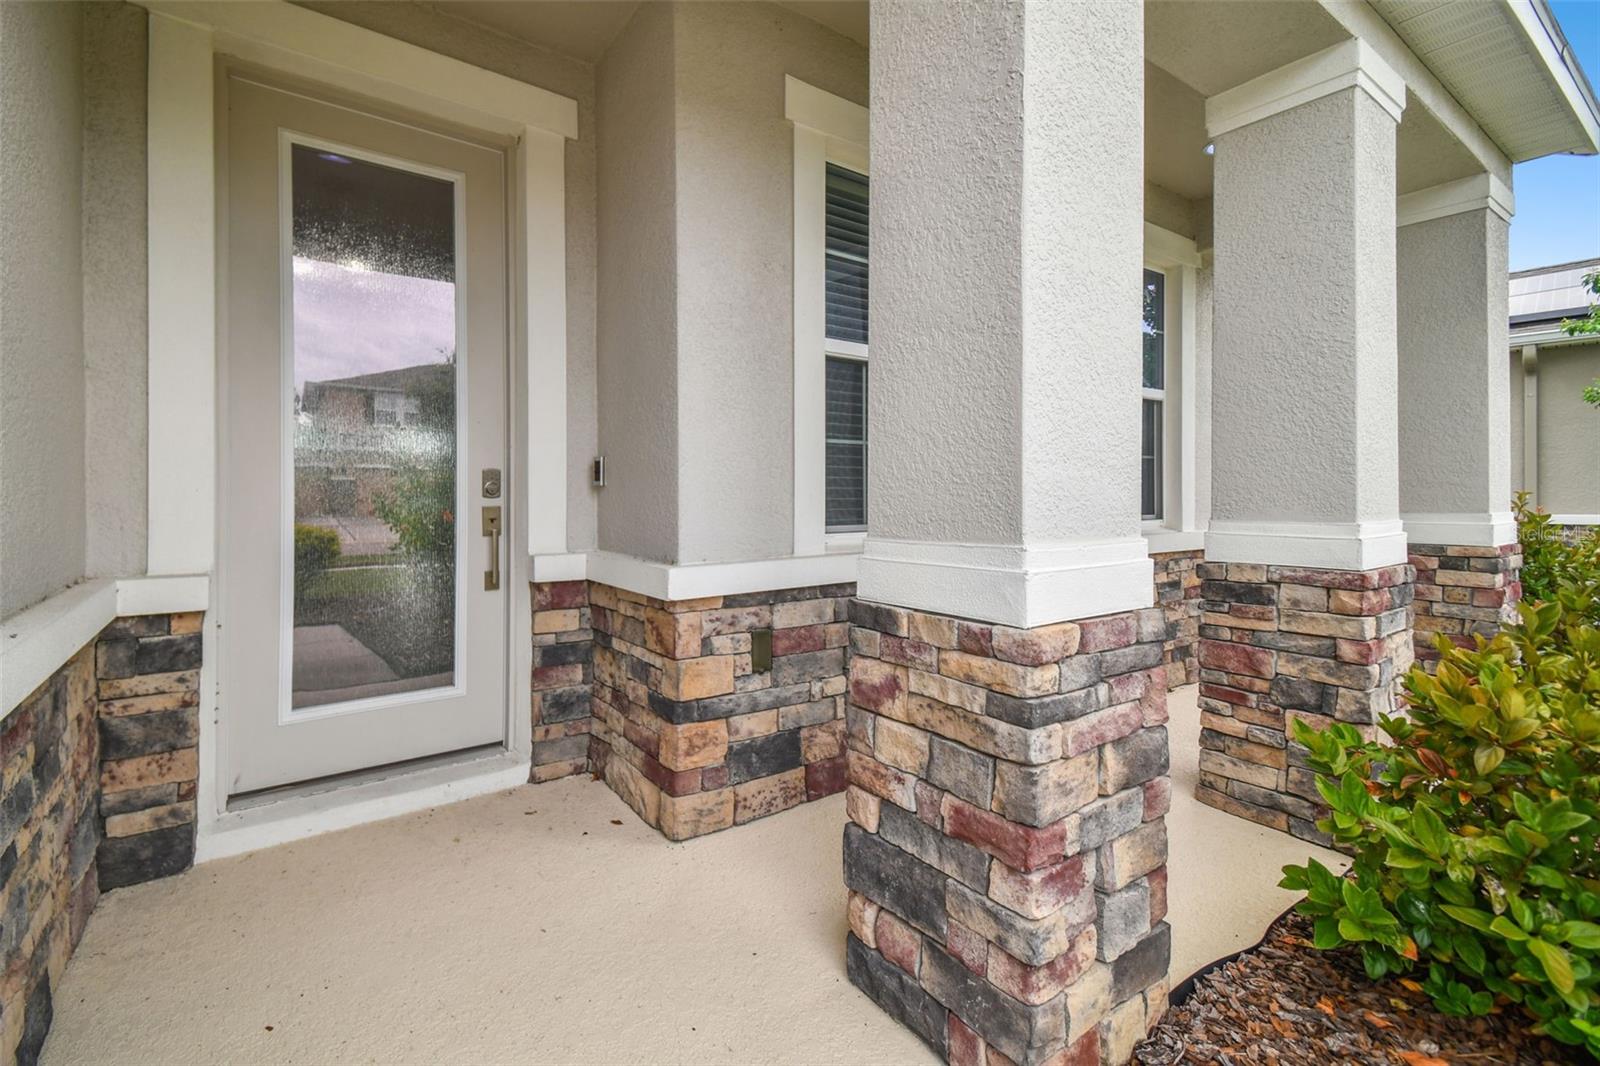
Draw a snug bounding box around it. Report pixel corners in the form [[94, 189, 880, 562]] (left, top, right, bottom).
[[295, 361, 455, 531]]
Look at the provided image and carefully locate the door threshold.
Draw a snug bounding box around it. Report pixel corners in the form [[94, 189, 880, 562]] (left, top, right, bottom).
[[197, 747, 530, 864]]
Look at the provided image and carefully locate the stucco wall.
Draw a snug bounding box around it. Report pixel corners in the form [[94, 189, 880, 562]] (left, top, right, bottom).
[[1212, 88, 1399, 527], [1, 1, 87, 618], [672, 2, 867, 564], [1396, 209, 1509, 517], [594, 3, 679, 562], [300, 1, 602, 555], [1531, 341, 1600, 515], [83, 3, 148, 578]]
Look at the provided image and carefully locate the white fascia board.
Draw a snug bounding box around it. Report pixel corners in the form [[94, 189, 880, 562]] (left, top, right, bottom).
[[785, 75, 868, 149], [1, 575, 211, 718], [1144, 223, 1202, 268], [1206, 38, 1406, 138], [135, 1, 578, 140], [1397, 173, 1515, 226]]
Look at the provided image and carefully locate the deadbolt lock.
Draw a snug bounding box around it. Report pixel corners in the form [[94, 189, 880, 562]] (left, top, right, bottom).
[[482, 467, 502, 499]]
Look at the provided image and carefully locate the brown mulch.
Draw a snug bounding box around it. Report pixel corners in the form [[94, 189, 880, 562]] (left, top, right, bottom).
[[1133, 909, 1580, 1065]]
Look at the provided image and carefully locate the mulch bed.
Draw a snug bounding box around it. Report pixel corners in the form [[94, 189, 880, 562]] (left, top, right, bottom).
[[1133, 909, 1578, 1065]]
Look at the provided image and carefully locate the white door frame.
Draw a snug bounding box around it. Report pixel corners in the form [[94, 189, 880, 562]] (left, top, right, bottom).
[[136, 0, 577, 857]]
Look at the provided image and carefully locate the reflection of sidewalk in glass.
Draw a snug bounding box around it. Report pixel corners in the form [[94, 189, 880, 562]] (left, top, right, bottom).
[[301, 514, 399, 557], [291, 623, 449, 709]]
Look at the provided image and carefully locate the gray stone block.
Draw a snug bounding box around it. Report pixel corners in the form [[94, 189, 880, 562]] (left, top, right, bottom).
[[773, 648, 845, 686], [1111, 921, 1170, 1002], [727, 731, 803, 784], [98, 709, 198, 760], [927, 737, 995, 809], [1100, 727, 1169, 793], [98, 823, 195, 891], [844, 823, 948, 938], [133, 634, 201, 675], [1076, 790, 1144, 852], [1095, 881, 1151, 961], [846, 934, 946, 1056], [878, 800, 990, 890], [920, 940, 1065, 1064]]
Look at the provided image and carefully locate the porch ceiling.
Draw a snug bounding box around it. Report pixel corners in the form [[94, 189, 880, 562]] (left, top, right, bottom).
[[430, 0, 642, 63]]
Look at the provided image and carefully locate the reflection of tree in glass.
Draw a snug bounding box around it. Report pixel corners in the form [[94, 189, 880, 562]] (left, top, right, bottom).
[[372, 352, 456, 558]]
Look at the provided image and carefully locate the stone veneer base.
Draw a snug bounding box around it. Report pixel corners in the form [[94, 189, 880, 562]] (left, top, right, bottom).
[[1196, 562, 1413, 845], [1, 611, 203, 1065], [1151, 551, 1203, 690], [1409, 543, 1520, 668], [845, 599, 1172, 1066]]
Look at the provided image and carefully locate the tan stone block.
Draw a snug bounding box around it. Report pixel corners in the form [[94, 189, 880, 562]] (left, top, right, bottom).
[[733, 767, 805, 824], [168, 611, 204, 635], [97, 670, 198, 701], [1065, 962, 1114, 1045], [1098, 821, 1166, 891], [899, 695, 1062, 766], [728, 709, 779, 741], [774, 598, 836, 628], [907, 668, 986, 715], [1278, 584, 1329, 612], [938, 650, 1059, 698], [645, 607, 703, 658], [534, 608, 581, 634], [1197, 750, 1281, 791], [848, 890, 880, 948], [98, 689, 199, 717], [874, 718, 931, 776], [847, 750, 918, 809], [1099, 992, 1148, 1065], [908, 612, 959, 650], [666, 656, 736, 700], [991, 622, 1080, 666], [1278, 609, 1377, 640], [1195, 785, 1288, 832], [657, 720, 728, 771], [849, 656, 908, 716], [100, 748, 198, 792], [801, 719, 846, 762], [604, 756, 662, 827], [660, 789, 734, 840], [104, 801, 196, 839], [1198, 710, 1248, 738], [1202, 610, 1276, 632], [846, 785, 881, 831], [1434, 569, 1499, 588], [531, 758, 587, 783]]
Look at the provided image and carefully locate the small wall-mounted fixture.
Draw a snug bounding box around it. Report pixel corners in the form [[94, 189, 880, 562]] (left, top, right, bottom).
[[751, 628, 773, 674], [591, 456, 606, 487]]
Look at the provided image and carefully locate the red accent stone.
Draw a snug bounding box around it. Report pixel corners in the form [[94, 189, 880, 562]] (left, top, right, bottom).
[[623, 720, 661, 759], [1142, 776, 1172, 821], [773, 624, 826, 656], [986, 928, 1096, 1004], [1041, 1030, 1100, 1066], [805, 754, 847, 800], [1078, 614, 1136, 653], [701, 765, 729, 790], [875, 909, 922, 974], [534, 580, 587, 611], [941, 795, 1068, 872], [1149, 864, 1169, 924], [946, 919, 989, 976], [640, 754, 701, 797], [881, 635, 939, 672], [1197, 640, 1274, 679], [849, 660, 906, 713], [1336, 638, 1386, 664], [915, 780, 944, 827], [948, 1015, 985, 1066], [957, 622, 994, 657], [1061, 702, 1143, 758], [1199, 682, 1257, 706]]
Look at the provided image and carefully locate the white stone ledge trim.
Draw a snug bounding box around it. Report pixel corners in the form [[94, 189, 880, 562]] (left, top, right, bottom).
[[1206, 38, 1406, 138], [856, 538, 1155, 630], [1401, 512, 1517, 548], [1550, 514, 1600, 526], [1204, 520, 1409, 571], [1, 574, 210, 717], [1397, 174, 1514, 227], [1143, 528, 1207, 555], [532, 550, 862, 602]]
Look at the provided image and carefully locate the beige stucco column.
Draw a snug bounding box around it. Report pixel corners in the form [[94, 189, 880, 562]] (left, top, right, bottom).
[[1396, 176, 1522, 666], [1197, 41, 1416, 844], [847, 5, 1172, 1065]]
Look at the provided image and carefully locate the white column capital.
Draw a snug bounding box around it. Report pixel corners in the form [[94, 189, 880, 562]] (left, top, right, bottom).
[[1206, 38, 1406, 139], [1397, 173, 1515, 227]]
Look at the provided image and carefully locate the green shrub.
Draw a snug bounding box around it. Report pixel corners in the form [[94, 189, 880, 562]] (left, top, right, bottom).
[[1280, 597, 1600, 1053], [293, 523, 341, 597], [372, 463, 455, 558], [1515, 491, 1600, 621]]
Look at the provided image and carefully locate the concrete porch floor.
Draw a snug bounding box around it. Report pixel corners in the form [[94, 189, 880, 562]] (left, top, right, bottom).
[[43, 686, 1343, 1064]]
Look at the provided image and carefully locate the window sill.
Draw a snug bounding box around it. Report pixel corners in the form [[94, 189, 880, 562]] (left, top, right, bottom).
[[1142, 527, 1206, 555]]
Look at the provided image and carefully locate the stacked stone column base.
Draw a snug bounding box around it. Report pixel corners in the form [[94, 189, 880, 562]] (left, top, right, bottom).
[[1409, 543, 1520, 668], [844, 600, 1171, 1066], [1196, 562, 1414, 845]]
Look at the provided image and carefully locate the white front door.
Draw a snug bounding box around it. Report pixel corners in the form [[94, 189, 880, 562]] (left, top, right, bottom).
[[221, 73, 510, 794]]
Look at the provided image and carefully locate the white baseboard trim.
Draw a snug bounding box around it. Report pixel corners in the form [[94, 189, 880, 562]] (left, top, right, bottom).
[[197, 749, 529, 863], [530, 551, 588, 582], [1550, 514, 1600, 526], [531, 549, 862, 601], [855, 537, 1154, 629], [1205, 520, 1409, 571], [1143, 528, 1207, 555], [2, 573, 212, 718], [1401, 512, 1517, 547]]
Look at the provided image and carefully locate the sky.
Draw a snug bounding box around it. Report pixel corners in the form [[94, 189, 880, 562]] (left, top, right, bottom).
[[1510, 0, 1600, 271], [292, 257, 454, 394]]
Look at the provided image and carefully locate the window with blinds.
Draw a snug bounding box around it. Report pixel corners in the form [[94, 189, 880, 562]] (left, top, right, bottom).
[[825, 163, 868, 531], [1141, 269, 1165, 521]]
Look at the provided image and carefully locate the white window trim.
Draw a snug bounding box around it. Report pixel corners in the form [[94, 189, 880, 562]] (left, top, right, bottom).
[[787, 76, 869, 557], [137, 0, 577, 855], [1142, 223, 1202, 554]]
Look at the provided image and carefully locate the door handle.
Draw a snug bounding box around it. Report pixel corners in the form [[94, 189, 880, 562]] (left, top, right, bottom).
[[482, 506, 502, 591]]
